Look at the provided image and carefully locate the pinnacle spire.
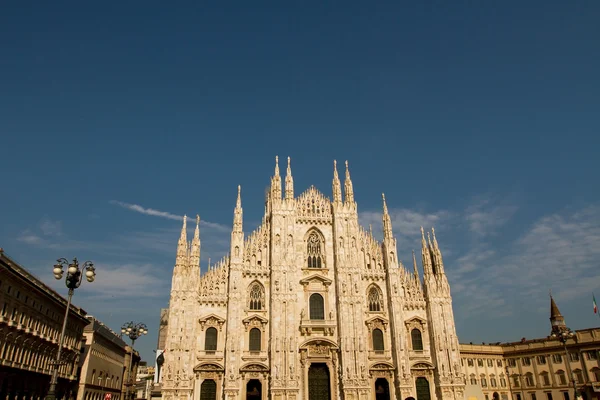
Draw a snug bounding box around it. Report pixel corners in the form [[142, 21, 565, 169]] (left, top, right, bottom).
[[271, 155, 282, 200], [344, 160, 354, 203], [412, 250, 419, 280], [421, 226, 433, 275], [190, 215, 201, 267], [332, 160, 342, 203], [233, 185, 243, 233], [285, 156, 294, 200], [382, 193, 393, 240], [176, 215, 188, 268]]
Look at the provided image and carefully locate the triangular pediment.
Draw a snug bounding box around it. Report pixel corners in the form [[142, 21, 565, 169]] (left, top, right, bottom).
[[405, 316, 426, 325], [198, 313, 226, 331], [300, 274, 333, 286], [242, 314, 269, 325], [365, 315, 388, 325]]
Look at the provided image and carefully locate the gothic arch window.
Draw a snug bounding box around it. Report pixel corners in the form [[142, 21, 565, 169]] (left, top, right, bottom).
[[249, 328, 261, 352], [367, 285, 383, 312], [205, 327, 217, 352], [309, 293, 325, 320], [306, 230, 325, 268], [372, 328, 384, 352], [411, 328, 423, 351], [248, 282, 265, 310]]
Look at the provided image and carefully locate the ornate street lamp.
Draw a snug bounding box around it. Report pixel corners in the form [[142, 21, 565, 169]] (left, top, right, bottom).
[[121, 321, 148, 400], [551, 327, 578, 400], [46, 258, 96, 400]]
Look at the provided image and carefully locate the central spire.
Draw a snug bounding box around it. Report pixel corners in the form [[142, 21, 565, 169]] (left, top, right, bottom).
[[332, 160, 342, 203], [285, 156, 294, 200]]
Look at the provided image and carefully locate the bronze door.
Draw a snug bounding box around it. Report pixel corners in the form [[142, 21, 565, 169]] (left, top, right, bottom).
[[308, 363, 331, 400]]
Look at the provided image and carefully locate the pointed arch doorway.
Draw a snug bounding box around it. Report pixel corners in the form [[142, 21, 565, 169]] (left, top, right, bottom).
[[308, 363, 331, 400]]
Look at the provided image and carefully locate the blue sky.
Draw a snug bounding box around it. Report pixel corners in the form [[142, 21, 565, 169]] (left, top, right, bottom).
[[1, 2, 599, 363]]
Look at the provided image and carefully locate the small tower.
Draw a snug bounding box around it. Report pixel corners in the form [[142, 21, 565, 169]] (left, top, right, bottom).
[[550, 293, 567, 335], [231, 185, 244, 263]]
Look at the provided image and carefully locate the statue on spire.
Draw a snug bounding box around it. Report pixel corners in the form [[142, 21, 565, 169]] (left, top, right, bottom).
[[190, 215, 201, 267], [233, 185, 243, 233]]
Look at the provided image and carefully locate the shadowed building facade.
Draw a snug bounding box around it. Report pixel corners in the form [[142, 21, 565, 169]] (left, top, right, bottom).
[[0, 249, 89, 400], [460, 297, 600, 400], [161, 158, 465, 400]]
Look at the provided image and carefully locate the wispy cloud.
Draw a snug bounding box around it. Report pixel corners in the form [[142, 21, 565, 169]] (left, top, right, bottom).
[[109, 200, 231, 233], [109, 200, 182, 221], [465, 197, 518, 237]]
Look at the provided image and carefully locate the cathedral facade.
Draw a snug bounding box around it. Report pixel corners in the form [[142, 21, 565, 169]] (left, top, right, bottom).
[[162, 157, 465, 400]]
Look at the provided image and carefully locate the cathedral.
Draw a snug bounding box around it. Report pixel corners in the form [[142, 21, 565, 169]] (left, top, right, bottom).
[[162, 157, 465, 400]]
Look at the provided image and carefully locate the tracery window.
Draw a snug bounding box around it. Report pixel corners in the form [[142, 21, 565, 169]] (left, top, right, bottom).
[[306, 231, 324, 268], [248, 282, 264, 310], [368, 286, 383, 312], [205, 327, 217, 352], [309, 293, 325, 320], [372, 328, 384, 352], [411, 328, 423, 351], [249, 328, 261, 352]]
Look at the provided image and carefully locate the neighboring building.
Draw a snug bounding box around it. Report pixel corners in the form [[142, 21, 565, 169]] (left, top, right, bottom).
[[0, 248, 90, 400], [460, 297, 600, 400], [121, 344, 141, 400], [162, 158, 465, 400], [77, 315, 128, 400]]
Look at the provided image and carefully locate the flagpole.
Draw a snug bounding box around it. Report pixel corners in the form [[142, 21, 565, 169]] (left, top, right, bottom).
[[594, 293, 600, 322]]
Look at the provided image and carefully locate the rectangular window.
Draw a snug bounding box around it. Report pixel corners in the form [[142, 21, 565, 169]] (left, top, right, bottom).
[[531, 394, 537, 400], [468, 359, 474, 367], [513, 376, 521, 387], [523, 357, 532, 366], [538, 355, 547, 364], [500, 378, 507, 387], [516, 394, 522, 400], [563, 392, 570, 400], [553, 354, 563, 363], [559, 374, 567, 385], [546, 393, 553, 400], [575, 371, 584, 384], [478, 359, 484, 367], [481, 378, 487, 387], [569, 352, 579, 362], [508, 359, 517, 367], [497, 359, 503, 367], [587, 351, 598, 360]]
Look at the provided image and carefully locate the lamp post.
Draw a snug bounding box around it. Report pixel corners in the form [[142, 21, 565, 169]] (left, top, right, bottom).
[[551, 327, 578, 400], [46, 258, 96, 400], [121, 322, 148, 400]]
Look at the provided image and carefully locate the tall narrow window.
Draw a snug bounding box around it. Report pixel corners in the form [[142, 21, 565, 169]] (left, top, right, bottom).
[[368, 286, 382, 312], [248, 282, 264, 310], [205, 327, 217, 351], [411, 328, 423, 351], [249, 328, 261, 352], [307, 231, 324, 268], [309, 293, 325, 320], [372, 328, 384, 352]]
